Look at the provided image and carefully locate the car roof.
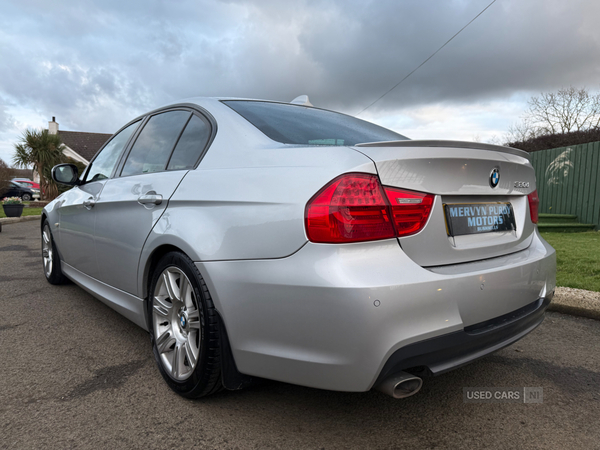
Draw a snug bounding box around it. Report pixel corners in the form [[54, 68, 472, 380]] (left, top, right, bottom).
[[155, 97, 317, 113]]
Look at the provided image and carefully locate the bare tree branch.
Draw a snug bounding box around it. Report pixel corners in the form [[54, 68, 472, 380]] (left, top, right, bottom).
[[525, 86, 600, 134], [0, 158, 13, 194], [505, 118, 540, 145]]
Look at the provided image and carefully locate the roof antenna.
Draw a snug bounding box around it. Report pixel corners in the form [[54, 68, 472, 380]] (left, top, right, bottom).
[[290, 95, 313, 106]]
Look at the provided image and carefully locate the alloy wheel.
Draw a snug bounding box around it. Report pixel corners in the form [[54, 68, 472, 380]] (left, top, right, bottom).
[[152, 267, 201, 381], [42, 224, 53, 278]]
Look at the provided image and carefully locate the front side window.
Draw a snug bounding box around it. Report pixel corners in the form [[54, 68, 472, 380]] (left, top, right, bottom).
[[223, 100, 408, 146], [121, 111, 191, 177], [83, 120, 140, 183]]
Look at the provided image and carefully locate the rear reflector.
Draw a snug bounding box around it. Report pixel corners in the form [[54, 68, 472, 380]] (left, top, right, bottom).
[[305, 173, 434, 243], [528, 189, 539, 224]]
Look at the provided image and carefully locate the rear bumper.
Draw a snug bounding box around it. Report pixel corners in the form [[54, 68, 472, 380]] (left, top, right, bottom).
[[374, 295, 551, 385], [197, 229, 556, 392]]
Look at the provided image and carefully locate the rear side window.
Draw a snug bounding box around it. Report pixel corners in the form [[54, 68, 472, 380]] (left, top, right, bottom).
[[167, 114, 211, 171], [223, 100, 408, 146], [121, 110, 191, 177]]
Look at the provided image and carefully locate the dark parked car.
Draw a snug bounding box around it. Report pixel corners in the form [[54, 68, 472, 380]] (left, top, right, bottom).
[[1, 181, 34, 201]]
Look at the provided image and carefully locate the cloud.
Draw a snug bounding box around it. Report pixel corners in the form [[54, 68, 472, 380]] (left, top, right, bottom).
[[0, 0, 598, 161], [292, 0, 600, 114], [0, 98, 16, 132]]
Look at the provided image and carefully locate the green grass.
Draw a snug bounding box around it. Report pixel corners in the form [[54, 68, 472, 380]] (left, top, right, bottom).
[[541, 231, 600, 292], [0, 206, 44, 219]]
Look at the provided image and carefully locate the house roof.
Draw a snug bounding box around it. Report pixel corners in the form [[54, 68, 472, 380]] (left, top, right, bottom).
[[11, 168, 34, 180], [59, 130, 113, 162]]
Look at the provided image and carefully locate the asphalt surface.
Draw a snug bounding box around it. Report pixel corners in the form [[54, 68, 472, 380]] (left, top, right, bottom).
[[1, 220, 600, 449]]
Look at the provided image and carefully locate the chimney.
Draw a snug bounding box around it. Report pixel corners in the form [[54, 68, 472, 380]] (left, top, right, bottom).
[[48, 116, 58, 135]]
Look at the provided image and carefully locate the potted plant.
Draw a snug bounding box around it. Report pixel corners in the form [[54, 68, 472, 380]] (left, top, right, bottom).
[[2, 197, 24, 218]]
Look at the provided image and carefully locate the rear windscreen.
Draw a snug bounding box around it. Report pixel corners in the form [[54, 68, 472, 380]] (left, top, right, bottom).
[[223, 100, 408, 146]]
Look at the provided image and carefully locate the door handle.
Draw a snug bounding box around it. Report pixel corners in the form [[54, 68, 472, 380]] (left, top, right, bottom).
[[83, 197, 95, 210], [138, 192, 163, 206]]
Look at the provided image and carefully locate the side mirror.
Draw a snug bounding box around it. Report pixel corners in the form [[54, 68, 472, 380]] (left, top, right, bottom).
[[52, 164, 79, 186]]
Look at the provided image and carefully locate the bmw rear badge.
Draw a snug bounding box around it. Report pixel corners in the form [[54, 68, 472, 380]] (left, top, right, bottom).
[[490, 168, 500, 188]]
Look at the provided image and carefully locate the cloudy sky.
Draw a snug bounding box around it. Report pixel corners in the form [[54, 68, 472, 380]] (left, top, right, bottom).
[[1, 0, 599, 164]]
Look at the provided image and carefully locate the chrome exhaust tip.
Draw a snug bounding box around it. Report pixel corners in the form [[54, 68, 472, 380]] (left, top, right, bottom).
[[375, 372, 423, 399]]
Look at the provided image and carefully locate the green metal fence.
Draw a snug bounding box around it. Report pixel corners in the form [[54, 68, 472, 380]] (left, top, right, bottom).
[[529, 141, 600, 228]]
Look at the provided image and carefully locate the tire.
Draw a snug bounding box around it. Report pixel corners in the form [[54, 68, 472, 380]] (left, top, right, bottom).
[[22, 193, 31, 202], [42, 221, 68, 285], [148, 251, 223, 398]]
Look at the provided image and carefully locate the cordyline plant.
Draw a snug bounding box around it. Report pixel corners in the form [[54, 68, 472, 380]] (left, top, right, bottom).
[[12, 129, 64, 200], [2, 196, 23, 205]]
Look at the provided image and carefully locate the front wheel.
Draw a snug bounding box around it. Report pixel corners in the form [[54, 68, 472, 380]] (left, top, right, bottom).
[[22, 193, 31, 202], [148, 252, 223, 398], [42, 221, 67, 285]]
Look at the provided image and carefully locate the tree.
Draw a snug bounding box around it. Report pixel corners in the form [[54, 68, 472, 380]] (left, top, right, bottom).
[[12, 129, 64, 200], [505, 118, 540, 144], [0, 158, 13, 194], [525, 86, 600, 135], [504, 87, 600, 150]]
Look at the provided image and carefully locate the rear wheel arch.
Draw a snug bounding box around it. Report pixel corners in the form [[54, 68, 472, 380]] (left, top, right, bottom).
[[143, 244, 183, 302], [140, 234, 206, 300], [142, 243, 208, 330]]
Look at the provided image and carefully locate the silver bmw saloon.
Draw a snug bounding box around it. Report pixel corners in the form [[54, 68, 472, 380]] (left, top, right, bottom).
[[43, 98, 556, 399]]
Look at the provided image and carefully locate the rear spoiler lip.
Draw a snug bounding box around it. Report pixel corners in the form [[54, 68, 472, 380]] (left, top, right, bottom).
[[355, 140, 530, 161]]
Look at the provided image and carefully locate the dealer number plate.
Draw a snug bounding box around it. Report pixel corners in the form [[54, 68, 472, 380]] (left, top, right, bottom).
[[444, 203, 516, 237]]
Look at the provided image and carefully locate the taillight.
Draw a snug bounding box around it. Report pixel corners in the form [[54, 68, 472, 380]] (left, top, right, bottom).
[[384, 187, 435, 237], [527, 189, 539, 224], [305, 173, 395, 243], [305, 173, 434, 243]]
